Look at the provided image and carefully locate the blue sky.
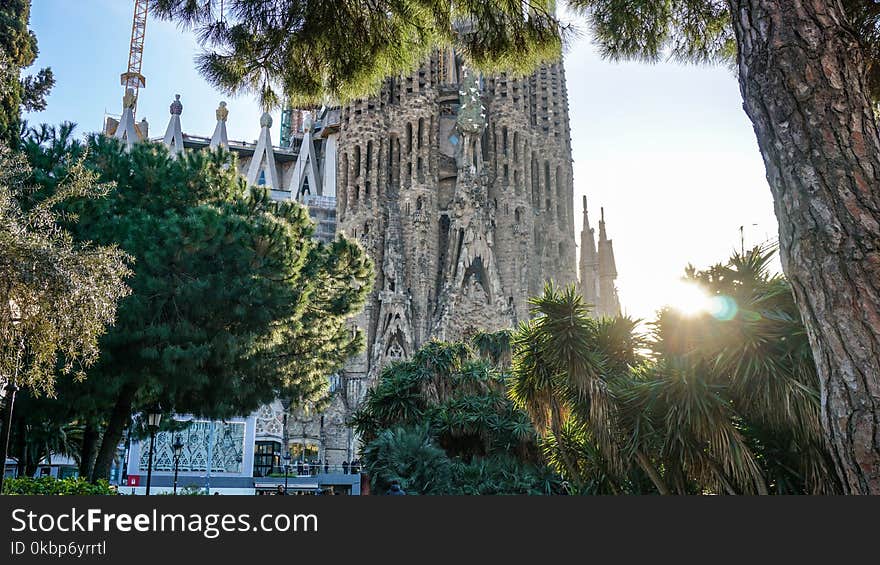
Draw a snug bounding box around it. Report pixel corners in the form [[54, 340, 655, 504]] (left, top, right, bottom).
[[26, 1, 779, 322]]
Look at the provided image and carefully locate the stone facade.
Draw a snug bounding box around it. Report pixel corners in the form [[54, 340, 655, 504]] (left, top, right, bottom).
[[299, 50, 582, 463]]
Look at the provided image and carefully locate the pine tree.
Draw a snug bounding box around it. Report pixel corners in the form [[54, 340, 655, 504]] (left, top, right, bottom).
[[22, 127, 373, 481], [0, 0, 54, 147], [149, 0, 562, 107]]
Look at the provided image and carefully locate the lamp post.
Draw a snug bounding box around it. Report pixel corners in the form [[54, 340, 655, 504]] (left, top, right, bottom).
[[0, 305, 23, 496], [145, 406, 162, 496], [0, 380, 19, 495], [172, 435, 184, 495], [282, 453, 291, 495]]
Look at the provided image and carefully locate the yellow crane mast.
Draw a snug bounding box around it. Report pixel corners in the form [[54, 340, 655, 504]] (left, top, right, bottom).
[[120, 0, 149, 116]]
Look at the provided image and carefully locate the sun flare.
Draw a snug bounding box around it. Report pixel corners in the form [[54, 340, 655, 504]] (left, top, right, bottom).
[[666, 281, 715, 316]]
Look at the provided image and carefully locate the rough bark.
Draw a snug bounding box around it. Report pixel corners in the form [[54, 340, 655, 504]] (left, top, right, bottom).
[[91, 381, 138, 482], [78, 422, 99, 479], [728, 0, 880, 493]]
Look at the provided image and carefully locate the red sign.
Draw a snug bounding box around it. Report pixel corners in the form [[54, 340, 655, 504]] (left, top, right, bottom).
[[127, 475, 140, 486]]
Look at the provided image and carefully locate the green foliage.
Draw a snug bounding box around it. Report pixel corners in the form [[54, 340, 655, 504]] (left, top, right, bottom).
[[361, 426, 453, 495], [640, 245, 838, 494], [510, 250, 839, 495], [21, 125, 373, 479], [2, 476, 116, 495], [150, 0, 563, 107], [157, 484, 206, 495], [449, 455, 560, 495], [353, 334, 557, 494], [0, 140, 131, 396], [0, 0, 54, 146]]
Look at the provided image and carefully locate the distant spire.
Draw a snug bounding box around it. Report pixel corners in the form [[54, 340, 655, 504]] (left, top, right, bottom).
[[596, 206, 620, 316], [163, 94, 184, 156], [210, 101, 229, 149], [246, 112, 280, 189], [113, 87, 140, 149], [599, 206, 607, 241], [289, 111, 322, 201], [579, 195, 599, 306]]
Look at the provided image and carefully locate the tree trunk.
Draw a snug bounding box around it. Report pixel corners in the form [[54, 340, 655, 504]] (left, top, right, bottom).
[[91, 382, 138, 482], [78, 422, 99, 479], [728, 0, 880, 494], [635, 450, 671, 495]]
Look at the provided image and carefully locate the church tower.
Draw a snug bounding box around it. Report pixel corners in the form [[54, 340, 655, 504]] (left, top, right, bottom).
[[579, 197, 620, 318]]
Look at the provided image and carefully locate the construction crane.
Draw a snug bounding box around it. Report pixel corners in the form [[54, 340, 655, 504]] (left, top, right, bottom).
[[120, 0, 149, 116]]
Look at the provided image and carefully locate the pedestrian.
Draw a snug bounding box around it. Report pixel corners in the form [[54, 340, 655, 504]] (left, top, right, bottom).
[[342, 460, 349, 474], [386, 480, 406, 496], [276, 484, 286, 496]]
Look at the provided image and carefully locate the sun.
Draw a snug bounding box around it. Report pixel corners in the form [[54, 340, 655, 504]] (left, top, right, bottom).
[[661, 280, 739, 320], [666, 281, 715, 316]]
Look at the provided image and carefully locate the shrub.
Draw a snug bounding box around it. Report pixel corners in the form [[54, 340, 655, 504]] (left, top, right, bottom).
[[2, 476, 117, 495]]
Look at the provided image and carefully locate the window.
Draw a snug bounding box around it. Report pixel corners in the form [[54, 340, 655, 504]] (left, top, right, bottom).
[[254, 441, 280, 477], [289, 442, 320, 466]]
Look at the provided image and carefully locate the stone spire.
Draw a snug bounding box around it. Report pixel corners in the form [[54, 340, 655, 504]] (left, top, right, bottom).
[[290, 112, 322, 200], [114, 87, 140, 149], [369, 202, 414, 379], [579, 195, 599, 308], [162, 94, 184, 156], [246, 112, 280, 189], [596, 207, 620, 317], [209, 101, 229, 149]]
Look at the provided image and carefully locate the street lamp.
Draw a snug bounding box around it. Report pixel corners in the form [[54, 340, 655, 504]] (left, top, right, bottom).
[[0, 380, 19, 495], [282, 453, 291, 495], [145, 406, 162, 496], [172, 435, 184, 495], [0, 302, 23, 496]]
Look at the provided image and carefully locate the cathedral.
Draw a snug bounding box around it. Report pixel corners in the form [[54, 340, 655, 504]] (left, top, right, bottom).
[[304, 50, 620, 464], [109, 48, 620, 485]]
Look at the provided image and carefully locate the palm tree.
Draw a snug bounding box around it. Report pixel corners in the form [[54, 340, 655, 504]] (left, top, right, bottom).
[[509, 249, 839, 495], [351, 335, 555, 494], [645, 245, 839, 494], [509, 284, 671, 494]]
